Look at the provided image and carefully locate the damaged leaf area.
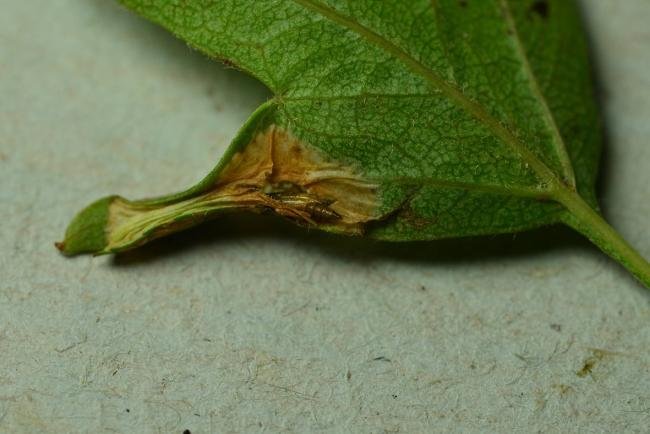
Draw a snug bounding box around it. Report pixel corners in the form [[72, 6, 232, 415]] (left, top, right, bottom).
[[216, 125, 381, 230], [59, 119, 383, 254], [59, 0, 650, 287]]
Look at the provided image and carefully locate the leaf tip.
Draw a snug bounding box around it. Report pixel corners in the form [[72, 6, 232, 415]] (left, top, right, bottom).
[[57, 196, 116, 256]]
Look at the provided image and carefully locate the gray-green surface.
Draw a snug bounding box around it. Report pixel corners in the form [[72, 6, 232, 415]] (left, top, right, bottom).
[[1, 1, 649, 433]]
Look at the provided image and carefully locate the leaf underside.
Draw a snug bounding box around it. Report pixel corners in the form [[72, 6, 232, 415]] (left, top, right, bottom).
[[61, 0, 604, 255]]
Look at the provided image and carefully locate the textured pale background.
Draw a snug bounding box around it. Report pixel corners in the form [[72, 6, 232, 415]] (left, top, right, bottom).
[[1, 1, 649, 433]]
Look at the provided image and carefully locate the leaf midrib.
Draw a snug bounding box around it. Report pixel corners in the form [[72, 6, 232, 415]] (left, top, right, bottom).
[[279, 105, 547, 199], [290, 0, 567, 195], [500, 0, 576, 186]]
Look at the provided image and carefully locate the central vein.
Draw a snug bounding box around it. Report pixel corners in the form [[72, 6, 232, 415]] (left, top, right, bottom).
[[500, 0, 576, 186]]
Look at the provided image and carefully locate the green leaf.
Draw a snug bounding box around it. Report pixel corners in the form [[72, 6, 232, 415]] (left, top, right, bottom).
[[58, 0, 650, 288]]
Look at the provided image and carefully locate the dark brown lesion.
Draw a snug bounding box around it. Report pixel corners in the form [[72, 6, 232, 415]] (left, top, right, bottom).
[[266, 192, 341, 224], [262, 180, 340, 223]]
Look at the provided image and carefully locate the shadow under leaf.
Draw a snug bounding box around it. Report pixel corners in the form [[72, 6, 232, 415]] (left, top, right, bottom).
[[111, 212, 594, 269]]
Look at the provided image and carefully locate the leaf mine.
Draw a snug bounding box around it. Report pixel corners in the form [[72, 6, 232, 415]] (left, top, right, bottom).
[[87, 125, 382, 253]]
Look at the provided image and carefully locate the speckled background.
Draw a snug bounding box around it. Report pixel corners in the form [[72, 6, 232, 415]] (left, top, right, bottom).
[[1, 1, 649, 433]]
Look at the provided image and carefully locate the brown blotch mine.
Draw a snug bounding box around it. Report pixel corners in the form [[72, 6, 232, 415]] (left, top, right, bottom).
[[104, 125, 380, 251], [214, 125, 380, 230]]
